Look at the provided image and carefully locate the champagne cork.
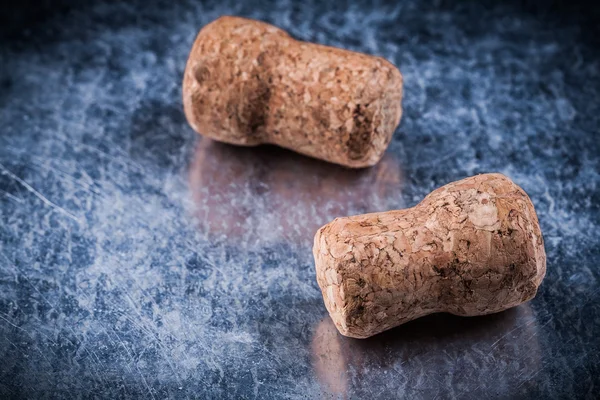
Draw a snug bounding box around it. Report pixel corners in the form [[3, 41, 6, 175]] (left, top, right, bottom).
[[313, 174, 546, 338], [183, 16, 403, 168]]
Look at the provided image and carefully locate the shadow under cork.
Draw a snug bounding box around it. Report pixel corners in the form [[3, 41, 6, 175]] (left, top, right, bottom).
[[188, 138, 405, 248], [311, 304, 542, 399]]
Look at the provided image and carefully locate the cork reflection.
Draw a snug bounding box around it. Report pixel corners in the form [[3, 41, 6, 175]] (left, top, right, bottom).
[[188, 138, 403, 246], [311, 305, 542, 398]]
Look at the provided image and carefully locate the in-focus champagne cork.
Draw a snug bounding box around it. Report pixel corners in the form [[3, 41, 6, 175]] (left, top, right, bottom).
[[314, 174, 546, 338], [183, 16, 403, 168]]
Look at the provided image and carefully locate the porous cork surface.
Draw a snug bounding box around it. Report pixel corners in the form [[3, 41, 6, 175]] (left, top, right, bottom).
[[182, 16, 403, 168], [314, 173, 547, 338]]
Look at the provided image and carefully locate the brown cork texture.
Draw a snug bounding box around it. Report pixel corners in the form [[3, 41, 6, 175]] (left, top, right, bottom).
[[313, 173, 547, 338], [182, 16, 403, 168]]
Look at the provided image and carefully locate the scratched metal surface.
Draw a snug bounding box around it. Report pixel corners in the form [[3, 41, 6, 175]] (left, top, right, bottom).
[[1, 0, 599, 398]]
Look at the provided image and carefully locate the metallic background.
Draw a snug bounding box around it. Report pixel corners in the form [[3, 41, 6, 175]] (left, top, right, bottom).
[[1, 0, 599, 398]]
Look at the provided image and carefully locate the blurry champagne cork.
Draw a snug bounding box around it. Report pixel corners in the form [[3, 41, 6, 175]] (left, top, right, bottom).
[[183, 16, 403, 168]]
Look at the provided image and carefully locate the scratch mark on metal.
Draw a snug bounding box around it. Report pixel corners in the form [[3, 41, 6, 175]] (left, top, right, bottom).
[[0, 162, 81, 223], [488, 318, 536, 354], [0, 188, 24, 203]]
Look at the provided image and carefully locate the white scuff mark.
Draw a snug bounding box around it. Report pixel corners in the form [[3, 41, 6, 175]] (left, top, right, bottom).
[[0, 162, 81, 223], [0, 188, 24, 203], [25, 156, 104, 197]]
